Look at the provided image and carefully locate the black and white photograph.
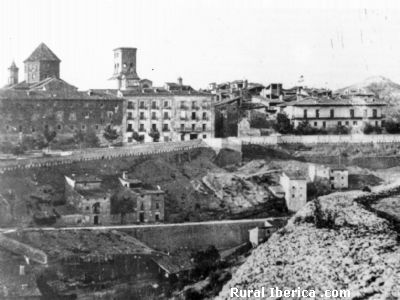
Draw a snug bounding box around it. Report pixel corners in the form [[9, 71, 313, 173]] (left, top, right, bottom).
[[0, 0, 399, 299]]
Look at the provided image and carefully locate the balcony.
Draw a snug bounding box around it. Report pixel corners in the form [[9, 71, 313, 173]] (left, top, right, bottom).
[[202, 117, 209, 121], [162, 127, 170, 132], [151, 106, 159, 110], [163, 106, 172, 110], [127, 104, 135, 110], [176, 126, 202, 133], [163, 116, 171, 120], [191, 105, 200, 110], [180, 117, 188, 121], [139, 116, 146, 120], [127, 116, 134, 120], [151, 116, 158, 120], [180, 105, 189, 110], [201, 104, 211, 110], [139, 128, 146, 132], [139, 106, 148, 110]]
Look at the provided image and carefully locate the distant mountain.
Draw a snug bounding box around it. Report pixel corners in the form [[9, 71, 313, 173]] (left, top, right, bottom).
[[337, 76, 400, 102], [337, 76, 400, 116]]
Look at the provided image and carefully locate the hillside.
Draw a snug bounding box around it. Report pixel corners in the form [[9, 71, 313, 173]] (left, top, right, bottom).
[[216, 188, 400, 300], [337, 76, 400, 116]]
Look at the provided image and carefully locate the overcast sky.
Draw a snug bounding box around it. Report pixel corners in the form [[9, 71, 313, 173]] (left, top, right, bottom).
[[0, 0, 400, 90]]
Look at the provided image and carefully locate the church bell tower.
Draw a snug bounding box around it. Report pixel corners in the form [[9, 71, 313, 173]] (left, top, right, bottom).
[[7, 61, 19, 86], [110, 47, 140, 90]]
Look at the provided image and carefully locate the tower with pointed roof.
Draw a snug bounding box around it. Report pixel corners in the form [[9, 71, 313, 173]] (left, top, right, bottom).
[[7, 61, 18, 86], [24, 43, 61, 83]]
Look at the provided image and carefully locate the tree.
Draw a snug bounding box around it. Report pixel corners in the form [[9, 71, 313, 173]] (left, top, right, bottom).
[[295, 120, 316, 135], [131, 130, 144, 143], [273, 113, 293, 134], [334, 124, 349, 135], [43, 127, 57, 149], [363, 123, 374, 134], [384, 120, 400, 133], [83, 130, 100, 147], [192, 245, 220, 278], [149, 128, 160, 142], [103, 125, 119, 144]]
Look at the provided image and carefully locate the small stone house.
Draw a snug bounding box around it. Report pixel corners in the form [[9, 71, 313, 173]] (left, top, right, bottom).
[[64, 174, 111, 225], [116, 172, 165, 223], [248, 221, 276, 247], [308, 164, 348, 189]]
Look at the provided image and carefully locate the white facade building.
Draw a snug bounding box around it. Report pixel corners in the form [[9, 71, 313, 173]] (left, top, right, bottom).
[[279, 97, 386, 130], [279, 172, 307, 212]]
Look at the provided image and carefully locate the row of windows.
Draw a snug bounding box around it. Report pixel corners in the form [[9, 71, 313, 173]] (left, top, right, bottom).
[[130, 100, 210, 110], [306, 120, 380, 128], [129, 123, 209, 132], [129, 111, 209, 120], [303, 108, 378, 119], [5, 124, 103, 133]]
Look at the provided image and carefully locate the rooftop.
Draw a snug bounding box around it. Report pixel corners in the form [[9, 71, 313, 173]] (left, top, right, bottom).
[[278, 96, 386, 107], [24, 42, 61, 63], [70, 174, 102, 183]]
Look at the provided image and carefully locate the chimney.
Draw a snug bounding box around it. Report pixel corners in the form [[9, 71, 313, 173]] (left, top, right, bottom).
[[178, 77, 183, 86]]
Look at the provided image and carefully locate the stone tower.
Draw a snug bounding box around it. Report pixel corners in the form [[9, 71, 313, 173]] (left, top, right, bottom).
[[7, 61, 19, 86], [24, 43, 61, 84], [111, 47, 140, 90]]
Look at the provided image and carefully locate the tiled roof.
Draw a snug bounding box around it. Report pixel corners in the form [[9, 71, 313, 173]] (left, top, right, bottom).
[[278, 97, 386, 107], [0, 78, 121, 101], [24, 43, 61, 62]]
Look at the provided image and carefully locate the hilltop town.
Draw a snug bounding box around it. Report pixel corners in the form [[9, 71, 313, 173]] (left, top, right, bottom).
[[0, 42, 400, 299]]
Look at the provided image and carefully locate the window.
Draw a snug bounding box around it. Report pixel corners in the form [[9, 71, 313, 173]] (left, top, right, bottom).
[[18, 125, 22, 132], [152, 124, 157, 131], [95, 125, 99, 130], [140, 202, 144, 210], [315, 109, 319, 119], [363, 109, 367, 118], [322, 121, 326, 128], [181, 124, 185, 130], [163, 112, 169, 119], [292, 194, 295, 198], [81, 124, 86, 130], [155, 213, 160, 222], [107, 111, 113, 118], [202, 124, 206, 131], [140, 112, 145, 120], [330, 109, 334, 118], [127, 124, 133, 132], [314, 122, 317, 126], [191, 112, 196, 120], [373, 109, 377, 118], [303, 109, 308, 119], [163, 124, 169, 131], [155, 202, 159, 209], [127, 102, 134, 109], [57, 124, 62, 130], [353, 121, 358, 125], [31, 126, 35, 133], [338, 121, 342, 126], [151, 112, 157, 120], [375, 121, 378, 126], [192, 124, 195, 131], [350, 109, 354, 118], [203, 134, 207, 139], [139, 124, 145, 131], [151, 101, 157, 109], [164, 101, 169, 108], [202, 112, 207, 120], [140, 101, 145, 109], [69, 112, 77, 121], [345, 121, 349, 126]]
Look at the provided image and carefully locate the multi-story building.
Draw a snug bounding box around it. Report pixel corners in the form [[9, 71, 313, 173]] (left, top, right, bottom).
[[279, 97, 386, 130], [279, 171, 307, 212], [0, 43, 124, 143], [98, 47, 214, 143]]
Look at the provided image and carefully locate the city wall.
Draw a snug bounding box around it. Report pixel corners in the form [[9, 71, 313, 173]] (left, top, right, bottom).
[[119, 219, 274, 252]]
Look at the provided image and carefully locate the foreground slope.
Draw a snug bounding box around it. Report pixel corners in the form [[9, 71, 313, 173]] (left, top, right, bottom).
[[217, 189, 400, 299]]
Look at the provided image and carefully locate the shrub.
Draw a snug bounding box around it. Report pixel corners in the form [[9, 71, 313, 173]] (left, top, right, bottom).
[[363, 123, 374, 134], [384, 120, 400, 133], [274, 113, 293, 134], [333, 124, 349, 135]]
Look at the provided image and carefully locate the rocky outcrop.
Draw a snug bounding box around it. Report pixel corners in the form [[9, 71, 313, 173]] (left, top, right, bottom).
[[217, 189, 400, 299]]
